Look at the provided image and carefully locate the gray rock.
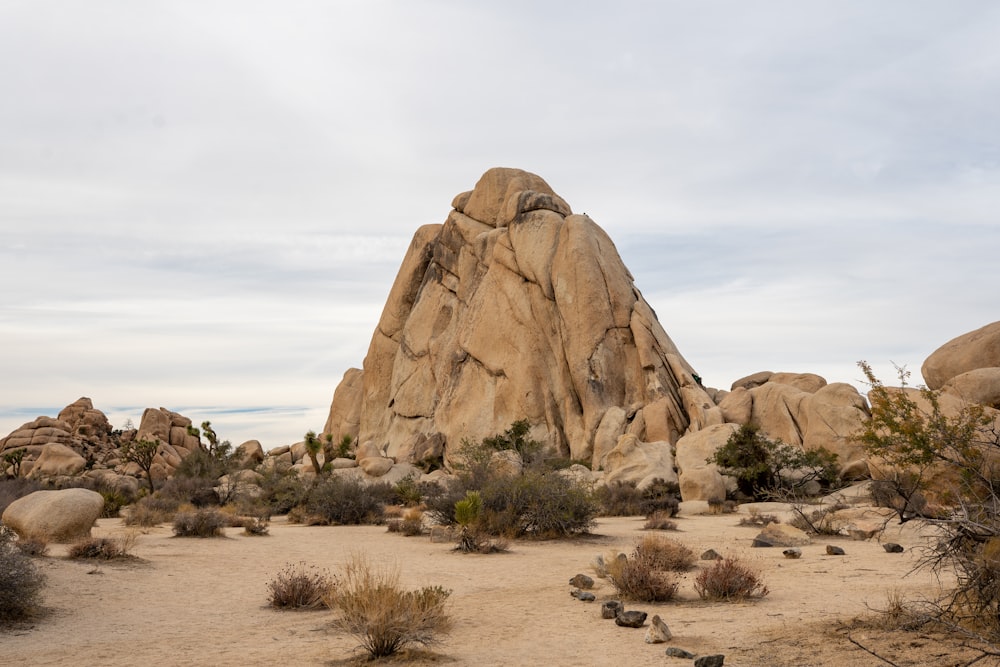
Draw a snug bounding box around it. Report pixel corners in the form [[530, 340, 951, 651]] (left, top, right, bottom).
[[615, 610, 647, 628], [569, 573, 595, 589], [701, 548, 723, 560], [783, 547, 802, 559], [601, 600, 623, 619], [826, 545, 846, 555], [695, 655, 725, 667], [883, 542, 904, 553], [569, 589, 595, 602], [665, 647, 695, 659]]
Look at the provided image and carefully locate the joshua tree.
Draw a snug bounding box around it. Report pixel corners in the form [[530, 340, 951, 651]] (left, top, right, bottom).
[[304, 430, 323, 475], [121, 438, 160, 492]]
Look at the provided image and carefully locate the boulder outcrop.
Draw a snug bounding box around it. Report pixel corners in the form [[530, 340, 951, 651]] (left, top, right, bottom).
[[2, 488, 104, 542], [324, 167, 714, 472], [922, 321, 1000, 390]]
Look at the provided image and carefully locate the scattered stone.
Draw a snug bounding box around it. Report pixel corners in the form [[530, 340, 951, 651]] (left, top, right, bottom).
[[753, 522, 811, 547], [615, 610, 647, 628], [826, 545, 846, 555], [644, 614, 672, 643], [883, 542, 905, 553], [695, 655, 725, 667], [783, 548, 802, 559], [701, 548, 723, 560], [601, 600, 623, 619], [752, 536, 775, 548], [665, 647, 695, 659], [569, 573, 595, 589], [570, 588, 595, 602]]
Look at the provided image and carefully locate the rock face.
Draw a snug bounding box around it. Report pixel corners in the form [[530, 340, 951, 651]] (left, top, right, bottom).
[[325, 168, 714, 469], [0, 397, 115, 466], [2, 488, 104, 542], [922, 321, 1000, 390]]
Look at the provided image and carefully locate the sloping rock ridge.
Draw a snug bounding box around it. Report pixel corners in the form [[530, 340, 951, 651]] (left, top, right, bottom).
[[324, 167, 720, 468]]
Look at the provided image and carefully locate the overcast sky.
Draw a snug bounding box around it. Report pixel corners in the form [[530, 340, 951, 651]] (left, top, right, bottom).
[[2, 1, 998, 449]]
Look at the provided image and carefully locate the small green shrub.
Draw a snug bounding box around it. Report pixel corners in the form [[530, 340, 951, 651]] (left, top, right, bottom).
[[301, 476, 385, 526], [267, 562, 335, 610], [257, 465, 309, 515], [478, 470, 596, 538], [327, 553, 452, 658], [0, 526, 46, 622], [172, 508, 228, 537], [67, 534, 137, 560], [694, 557, 769, 600]]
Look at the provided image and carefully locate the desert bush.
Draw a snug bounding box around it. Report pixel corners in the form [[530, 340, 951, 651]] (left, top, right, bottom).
[[481, 419, 542, 464], [327, 553, 452, 658], [787, 502, 848, 535], [16, 537, 48, 557], [694, 556, 769, 601], [594, 478, 681, 517], [301, 476, 385, 526], [0, 526, 46, 622], [256, 465, 309, 515], [422, 481, 467, 527], [605, 552, 681, 602], [124, 494, 182, 526], [477, 469, 596, 538], [710, 423, 840, 500], [643, 511, 678, 531], [635, 535, 696, 571], [67, 534, 137, 560], [857, 361, 1000, 648], [157, 476, 220, 507], [266, 562, 335, 610], [738, 508, 780, 527], [386, 508, 424, 537], [0, 477, 42, 515], [392, 475, 427, 507], [172, 508, 228, 537]]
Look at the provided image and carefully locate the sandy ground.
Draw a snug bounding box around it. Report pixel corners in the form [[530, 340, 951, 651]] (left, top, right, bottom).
[[3, 502, 988, 667]]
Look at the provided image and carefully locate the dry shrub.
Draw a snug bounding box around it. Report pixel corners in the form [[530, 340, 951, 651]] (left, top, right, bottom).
[[327, 553, 452, 658], [16, 537, 49, 557], [267, 562, 335, 610], [605, 552, 680, 602], [635, 535, 696, 571], [0, 526, 45, 623], [67, 534, 137, 560], [643, 511, 678, 531], [694, 556, 769, 601], [867, 588, 929, 631], [386, 508, 424, 537], [301, 476, 385, 526], [125, 494, 181, 527], [738, 508, 780, 527], [172, 508, 228, 537]]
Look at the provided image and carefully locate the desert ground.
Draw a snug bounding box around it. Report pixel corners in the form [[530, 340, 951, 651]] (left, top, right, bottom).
[[3, 497, 986, 667]]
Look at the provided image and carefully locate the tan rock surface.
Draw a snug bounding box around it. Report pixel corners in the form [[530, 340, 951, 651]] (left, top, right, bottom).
[[922, 320, 1000, 390], [2, 488, 103, 542]]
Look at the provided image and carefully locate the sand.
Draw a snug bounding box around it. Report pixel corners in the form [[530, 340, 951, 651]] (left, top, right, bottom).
[[2, 503, 983, 667]]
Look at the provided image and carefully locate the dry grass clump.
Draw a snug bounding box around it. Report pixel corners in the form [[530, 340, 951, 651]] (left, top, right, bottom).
[[124, 494, 182, 527], [738, 508, 780, 527], [635, 535, 696, 571], [266, 562, 335, 610], [605, 552, 680, 602], [0, 526, 46, 623], [67, 534, 137, 560], [694, 556, 769, 601], [15, 537, 49, 557], [643, 511, 678, 531], [326, 553, 452, 658], [386, 508, 425, 537], [172, 508, 228, 537]]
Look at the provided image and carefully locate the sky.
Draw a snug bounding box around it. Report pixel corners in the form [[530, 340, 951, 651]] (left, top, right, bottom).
[[2, 1, 998, 450]]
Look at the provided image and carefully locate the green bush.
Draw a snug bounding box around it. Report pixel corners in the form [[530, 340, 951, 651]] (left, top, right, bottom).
[[478, 469, 596, 538], [257, 464, 310, 515], [267, 562, 335, 610], [0, 526, 46, 623], [301, 476, 385, 526], [172, 508, 228, 537], [328, 554, 451, 658], [710, 424, 839, 500], [595, 478, 681, 517]]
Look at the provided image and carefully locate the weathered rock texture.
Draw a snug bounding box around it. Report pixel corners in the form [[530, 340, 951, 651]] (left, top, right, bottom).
[[2, 488, 104, 542], [922, 321, 1000, 391], [324, 168, 716, 469]]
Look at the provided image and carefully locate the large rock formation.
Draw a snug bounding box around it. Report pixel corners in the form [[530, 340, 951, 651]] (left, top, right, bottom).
[[922, 321, 1000, 391], [324, 168, 719, 469], [2, 488, 104, 542]]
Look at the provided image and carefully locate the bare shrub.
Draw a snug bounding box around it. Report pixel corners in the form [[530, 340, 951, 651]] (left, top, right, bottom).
[[327, 553, 451, 658], [787, 502, 848, 536], [738, 508, 780, 527], [386, 508, 424, 537], [605, 552, 680, 602], [125, 494, 181, 527], [16, 537, 49, 557], [266, 562, 335, 610], [635, 535, 696, 571], [694, 557, 769, 601], [0, 526, 46, 622], [643, 511, 678, 531], [67, 534, 137, 560], [172, 508, 228, 537]]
